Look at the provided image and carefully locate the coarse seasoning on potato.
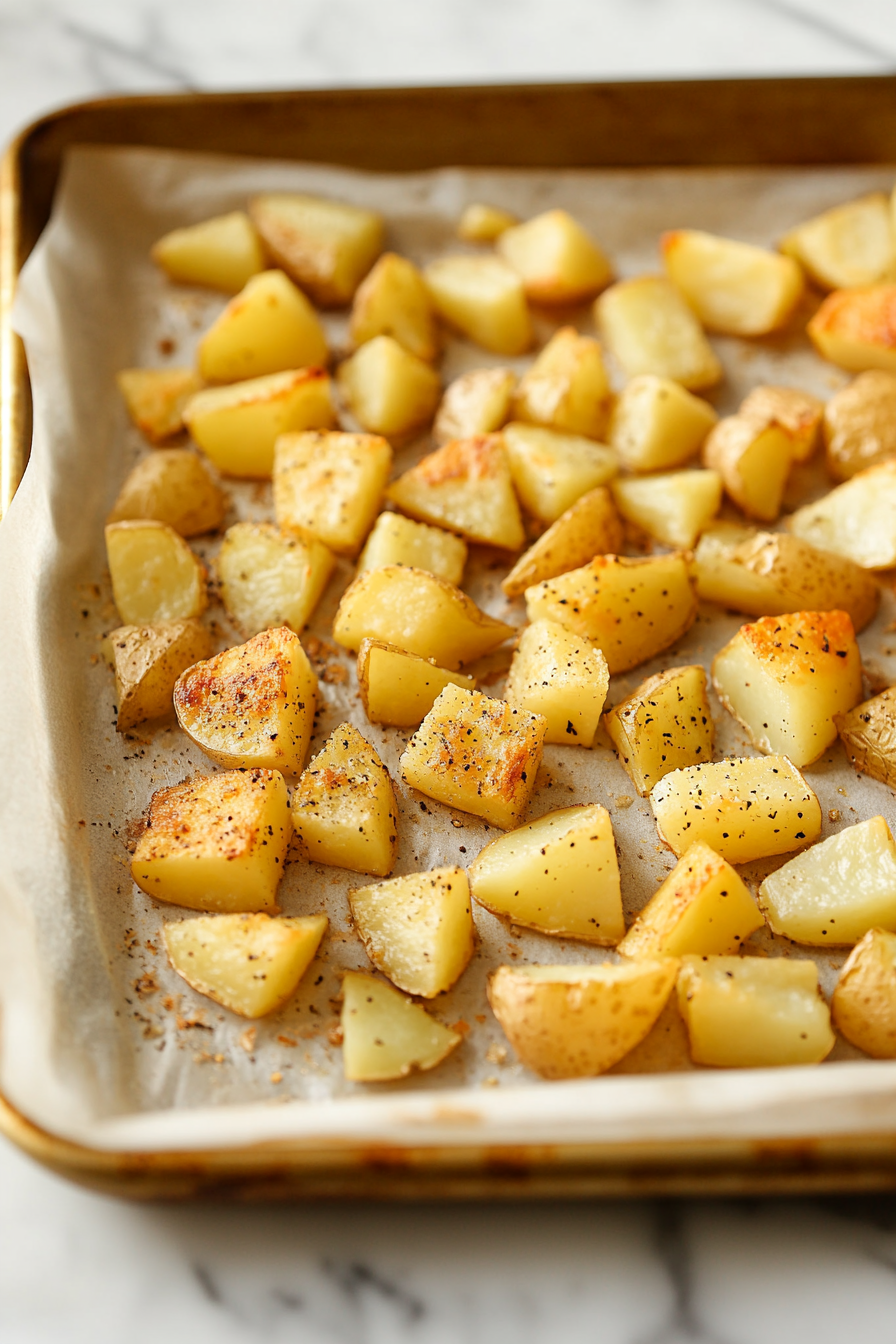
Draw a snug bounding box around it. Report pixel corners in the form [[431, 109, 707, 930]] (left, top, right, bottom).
[[105, 618, 213, 734], [217, 521, 335, 637], [273, 429, 392, 557], [503, 618, 609, 747], [836, 687, 896, 788], [349, 866, 475, 998], [291, 723, 398, 878], [604, 665, 715, 796]]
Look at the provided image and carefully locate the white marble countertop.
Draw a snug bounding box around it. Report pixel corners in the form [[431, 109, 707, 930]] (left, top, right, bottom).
[[4, 2, 896, 1342]]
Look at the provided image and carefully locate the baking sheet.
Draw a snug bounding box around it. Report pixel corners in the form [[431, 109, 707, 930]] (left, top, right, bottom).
[[4, 144, 896, 1153]]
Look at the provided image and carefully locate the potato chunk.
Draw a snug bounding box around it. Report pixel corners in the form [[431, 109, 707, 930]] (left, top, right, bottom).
[[788, 460, 896, 569], [780, 192, 896, 292], [174, 627, 317, 775], [650, 756, 822, 863], [457, 202, 518, 242], [249, 192, 384, 306], [497, 209, 613, 304], [525, 552, 697, 676], [349, 252, 439, 362], [333, 566, 513, 669], [823, 370, 896, 480], [217, 522, 334, 637], [198, 270, 328, 383], [503, 422, 618, 524], [808, 284, 896, 373], [504, 619, 609, 747], [291, 724, 398, 877], [832, 928, 896, 1058], [349, 867, 474, 997], [357, 512, 467, 586], [662, 229, 804, 336], [357, 639, 475, 727], [104, 619, 212, 733], [596, 276, 722, 389], [677, 956, 834, 1067], [184, 368, 334, 478], [117, 367, 202, 443], [469, 803, 624, 944], [273, 430, 391, 557], [608, 375, 718, 472], [106, 520, 206, 625], [433, 367, 516, 445], [611, 469, 722, 549], [511, 327, 611, 440], [341, 972, 461, 1081], [107, 449, 226, 536], [337, 335, 441, 440], [501, 486, 623, 600], [488, 960, 679, 1079], [836, 687, 896, 788], [131, 769, 290, 912], [400, 685, 546, 829], [424, 254, 533, 355], [164, 913, 327, 1018], [150, 211, 265, 292], [618, 841, 762, 958], [739, 384, 823, 465], [386, 435, 524, 550], [703, 415, 794, 522], [604, 665, 714, 796]]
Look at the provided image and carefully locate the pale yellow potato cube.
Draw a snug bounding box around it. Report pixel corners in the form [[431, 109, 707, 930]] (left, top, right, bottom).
[[341, 972, 461, 1081], [608, 375, 718, 472], [217, 522, 334, 637], [618, 840, 762, 959], [291, 723, 398, 877], [740, 384, 823, 465], [333, 566, 513, 670], [349, 866, 474, 997], [511, 327, 611, 440], [823, 370, 896, 480], [273, 430, 392, 557], [504, 619, 609, 747], [604, 665, 715, 797], [174, 626, 317, 775], [104, 619, 213, 733], [808, 284, 896, 373], [249, 192, 384, 306], [832, 928, 896, 1058], [151, 211, 266, 292], [503, 422, 618, 524], [703, 415, 794, 523], [780, 192, 896, 292], [501, 486, 623, 600], [611, 469, 722, 549], [107, 449, 226, 537], [596, 276, 722, 390], [350, 252, 439, 362], [183, 368, 334, 478], [469, 803, 624, 944], [337, 335, 441, 440], [164, 913, 327, 1018], [106, 520, 206, 625], [788, 460, 896, 569], [386, 434, 524, 550], [837, 688, 896, 789], [457, 202, 518, 242], [525, 552, 697, 676], [357, 512, 467, 586], [662, 229, 804, 336], [131, 769, 290, 912], [357, 639, 475, 727], [400, 685, 546, 829], [433, 367, 516, 445], [424, 254, 533, 355], [497, 209, 613, 305], [117, 367, 202, 443], [488, 960, 679, 1079], [677, 956, 834, 1067], [650, 755, 822, 863], [198, 270, 328, 383]]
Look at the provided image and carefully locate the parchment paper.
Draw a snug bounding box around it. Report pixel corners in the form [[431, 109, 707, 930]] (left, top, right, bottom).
[[4, 144, 896, 1153]]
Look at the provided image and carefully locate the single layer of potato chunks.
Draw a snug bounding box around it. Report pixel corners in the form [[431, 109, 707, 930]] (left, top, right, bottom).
[[808, 284, 896, 373], [291, 723, 398, 877], [357, 512, 467, 586], [434, 367, 516, 445], [501, 487, 623, 600], [386, 435, 524, 550], [677, 956, 834, 1068], [341, 972, 461, 1082], [604, 665, 715, 797], [249, 192, 384, 306], [836, 687, 896, 788], [357, 639, 475, 728], [217, 521, 334, 637], [525, 552, 697, 676], [780, 192, 896, 292], [511, 327, 611, 440], [693, 524, 879, 632], [151, 210, 266, 292], [350, 252, 439, 362], [596, 276, 722, 390], [470, 804, 625, 944], [608, 375, 718, 472], [400, 685, 546, 829], [788, 460, 896, 569], [108, 449, 226, 537], [488, 960, 679, 1079], [106, 520, 206, 625], [739, 384, 823, 464], [104, 618, 212, 733], [174, 627, 317, 775], [611, 469, 722, 549], [131, 768, 290, 912], [712, 610, 862, 768], [273, 430, 392, 556], [164, 912, 327, 1018], [117, 367, 202, 443], [650, 755, 822, 863], [349, 866, 475, 997], [497, 209, 613, 304], [424, 254, 533, 355], [661, 229, 804, 336], [504, 619, 609, 747], [338, 335, 441, 440], [823, 370, 896, 480], [184, 369, 334, 478], [457, 202, 518, 242], [198, 270, 328, 383], [703, 414, 794, 522], [503, 422, 618, 525], [833, 928, 896, 1058], [618, 840, 762, 959], [334, 565, 513, 669]]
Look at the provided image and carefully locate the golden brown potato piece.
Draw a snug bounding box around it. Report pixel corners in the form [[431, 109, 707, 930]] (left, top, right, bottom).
[[291, 723, 398, 877], [511, 327, 611, 440], [357, 512, 467, 586], [273, 430, 392, 557], [608, 375, 718, 472], [341, 972, 461, 1081], [183, 368, 334, 478], [349, 866, 474, 997], [739, 384, 824, 464], [823, 370, 896, 480], [836, 687, 896, 788], [833, 928, 896, 1058], [357, 639, 475, 728], [217, 522, 334, 637], [104, 618, 213, 733], [780, 192, 896, 292], [457, 202, 518, 242], [198, 271, 328, 384], [501, 486, 623, 600], [703, 414, 794, 522], [497, 209, 613, 304], [117, 368, 202, 443], [386, 434, 524, 550], [808, 284, 896, 373], [504, 619, 610, 747], [249, 192, 384, 305], [337, 335, 441, 440], [596, 276, 722, 390], [424, 254, 533, 355], [350, 252, 439, 362], [604, 665, 714, 797], [150, 211, 266, 292], [611, 469, 722, 549], [433, 367, 516, 445], [503, 422, 618, 524], [661, 229, 804, 336], [107, 449, 226, 536], [105, 520, 207, 625], [787, 460, 896, 569]]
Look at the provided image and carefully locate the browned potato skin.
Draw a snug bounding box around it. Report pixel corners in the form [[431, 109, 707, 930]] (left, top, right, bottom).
[[824, 371, 896, 480], [832, 928, 896, 1058], [107, 449, 226, 537], [105, 619, 213, 733], [836, 688, 896, 788], [808, 285, 896, 374], [739, 384, 824, 464], [502, 486, 624, 600]]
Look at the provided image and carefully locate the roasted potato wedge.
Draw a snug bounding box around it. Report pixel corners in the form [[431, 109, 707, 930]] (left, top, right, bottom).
[[357, 639, 475, 727], [349, 866, 474, 997], [291, 723, 398, 877], [357, 512, 467, 586], [457, 202, 518, 242], [503, 422, 618, 524], [832, 928, 896, 1058], [788, 460, 896, 569], [117, 367, 202, 443], [808, 284, 896, 373], [501, 486, 623, 600], [424, 254, 533, 355], [273, 430, 392, 557], [433, 367, 516, 444], [739, 384, 823, 464], [106, 520, 206, 625], [197, 270, 328, 383], [703, 414, 794, 522], [337, 335, 441, 439], [596, 276, 722, 389], [823, 370, 896, 480], [608, 375, 718, 472], [150, 211, 265, 292], [349, 252, 439, 362], [780, 192, 896, 292], [341, 972, 461, 1081], [217, 521, 334, 637], [107, 449, 226, 536], [510, 327, 611, 440], [183, 368, 334, 478], [611, 469, 722, 549], [497, 209, 613, 304], [386, 435, 524, 551], [836, 687, 896, 788], [604, 665, 714, 796], [504, 619, 610, 747], [104, 618, 213, 733], [662, 229, 804, 336], [249, 192, 384, 306]]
